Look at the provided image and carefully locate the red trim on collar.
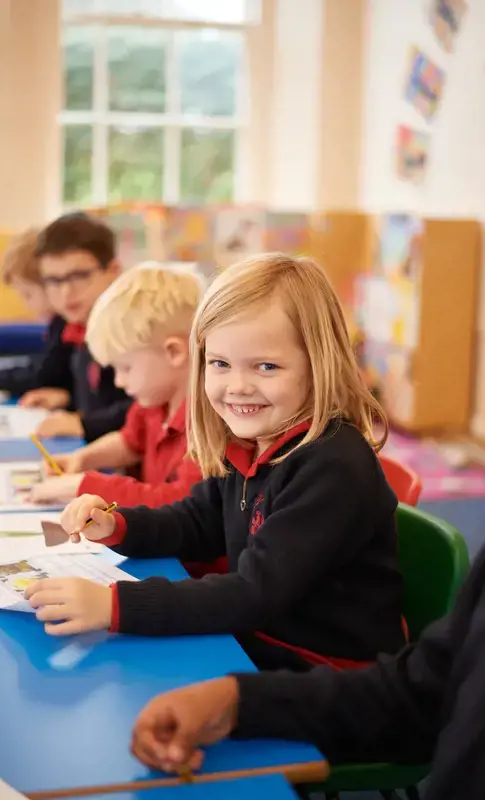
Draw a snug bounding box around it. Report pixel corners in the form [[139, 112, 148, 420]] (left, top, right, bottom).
[[61, 323, 86, 346], [225, 420, 311, 478]]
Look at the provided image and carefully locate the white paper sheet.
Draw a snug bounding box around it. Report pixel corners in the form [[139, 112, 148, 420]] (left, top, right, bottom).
[[0, 778, 27, 799], [0, 534, 104, 562], [0, 511, 62, 533], [0, 406, 47, 438], [0, 553, 136, 612], [0, 462, 63, 513]]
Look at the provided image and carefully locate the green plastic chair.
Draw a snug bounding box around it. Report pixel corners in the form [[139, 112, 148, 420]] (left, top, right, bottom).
[[300, 503, 470, 800]]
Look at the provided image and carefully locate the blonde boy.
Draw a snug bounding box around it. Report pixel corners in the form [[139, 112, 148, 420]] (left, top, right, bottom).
[[31, 263, 204, 509]]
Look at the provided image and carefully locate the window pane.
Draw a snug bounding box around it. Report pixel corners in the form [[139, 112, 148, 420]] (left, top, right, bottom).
[[108, 27, 166, 112], [63, 27, 94, 110], [63, 125, 93, 204], [179, 30, 243, 117], [180, 129, 234, 203], [63, 0, 260, 24], [109, 127, 164, 202]]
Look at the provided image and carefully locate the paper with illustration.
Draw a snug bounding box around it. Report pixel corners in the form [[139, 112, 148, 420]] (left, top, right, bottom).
[[0, 462, 63, 513], [0, 553, 136, 612]]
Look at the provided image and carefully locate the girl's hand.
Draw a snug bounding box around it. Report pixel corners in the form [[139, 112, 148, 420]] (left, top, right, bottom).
[[36, 411, 84, 438], [43, 451, 85, 476], [29, 474, 84, 504], [20, 387, 71, 410], [60, 494, 115, 542], [25, 577, 113, 636], [131, 678, 239, 774]]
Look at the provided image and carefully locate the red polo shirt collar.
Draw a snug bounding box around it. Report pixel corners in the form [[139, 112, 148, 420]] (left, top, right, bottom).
[[225, 420, 311, 478], [61, 322, 86, 346]]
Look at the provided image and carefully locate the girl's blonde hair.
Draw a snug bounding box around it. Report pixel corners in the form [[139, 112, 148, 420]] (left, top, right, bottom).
[[189, 252, 387, 478], [86, 262, 205, 366]]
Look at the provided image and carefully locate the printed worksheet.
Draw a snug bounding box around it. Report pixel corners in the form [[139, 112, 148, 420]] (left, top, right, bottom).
[[0, 462, 62, 513], [0, 554, 136, 612]]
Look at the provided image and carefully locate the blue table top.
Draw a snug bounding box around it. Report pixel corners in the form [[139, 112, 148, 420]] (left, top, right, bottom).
[[71, 775, 298, 800], [0, 436, 84, 462], [0, 322, 47, 354], [0, 556, 322, 796]]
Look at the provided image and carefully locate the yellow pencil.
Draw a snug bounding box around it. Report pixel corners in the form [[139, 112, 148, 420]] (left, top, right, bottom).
[[84, 501, 118, 529], [30, 434, 63, 476], [177, 765, 194, 784]]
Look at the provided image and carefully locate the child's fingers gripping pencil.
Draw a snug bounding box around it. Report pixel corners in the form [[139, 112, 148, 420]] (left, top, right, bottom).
[[68, 501, 118, 544], [29, 434, 64, 477], [83, 501, 118, 529]]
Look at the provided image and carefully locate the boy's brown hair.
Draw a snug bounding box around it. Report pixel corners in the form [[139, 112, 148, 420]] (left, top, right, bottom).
[[1, 228, 41, 285], [35, 212, 116, 268]]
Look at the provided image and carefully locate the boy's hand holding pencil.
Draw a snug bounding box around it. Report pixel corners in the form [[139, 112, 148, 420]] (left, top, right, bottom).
[[60, 494, 118, 543]]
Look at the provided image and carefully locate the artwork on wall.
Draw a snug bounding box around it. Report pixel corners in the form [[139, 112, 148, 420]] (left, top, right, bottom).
[[429, 0, 468, 53], [213, 207, 266, 268], [404, 47, 446, 121], [376, 214, 424, 282], [395, 124, 430, 184], [162, 207, 213, 268], [264, 212, 309, 254]]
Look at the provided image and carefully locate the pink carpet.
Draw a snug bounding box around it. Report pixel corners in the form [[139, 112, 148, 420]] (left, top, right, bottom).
[[382, 429, 485, 501]]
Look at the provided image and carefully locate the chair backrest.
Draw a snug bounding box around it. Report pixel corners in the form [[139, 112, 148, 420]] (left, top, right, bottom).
[[397, 503, 470, 641], [379, 453, 422, 506]]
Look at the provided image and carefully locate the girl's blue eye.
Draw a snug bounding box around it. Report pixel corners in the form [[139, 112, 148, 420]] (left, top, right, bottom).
[[208, 359, 229, 369], [258, 363, 278, 372]]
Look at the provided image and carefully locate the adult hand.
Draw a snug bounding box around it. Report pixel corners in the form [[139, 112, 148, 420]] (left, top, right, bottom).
[[131, 678, 239, 773]]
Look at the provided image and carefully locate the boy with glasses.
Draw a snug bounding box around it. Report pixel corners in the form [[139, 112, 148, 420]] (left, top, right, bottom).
[[22, 213, 131, 441]]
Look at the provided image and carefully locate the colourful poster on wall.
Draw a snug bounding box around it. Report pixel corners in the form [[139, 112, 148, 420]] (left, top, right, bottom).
[[264, 212, 309, 254], [163, 207, 213, 267], [429, 0, 468, 53], [376, 214, 423, 282], [214, 208, 266, 268], [395, 125, 430, 184], [104, 211, 147, 267], [404, 47, 446, 121]]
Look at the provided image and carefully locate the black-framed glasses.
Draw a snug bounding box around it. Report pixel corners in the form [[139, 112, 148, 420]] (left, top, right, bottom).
[[41, 266, 101, 290]]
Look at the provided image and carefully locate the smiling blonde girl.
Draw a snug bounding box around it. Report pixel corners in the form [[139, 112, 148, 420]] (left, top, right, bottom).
[[27, 253, 405, 671]]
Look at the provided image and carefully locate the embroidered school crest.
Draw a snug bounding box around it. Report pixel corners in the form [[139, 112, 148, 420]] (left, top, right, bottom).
[[249, 493, 265, 535]]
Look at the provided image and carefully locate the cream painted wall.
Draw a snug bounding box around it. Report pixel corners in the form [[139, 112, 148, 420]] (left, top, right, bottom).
[[266, 0, 324, 210], [360, 0, 485, 217], [0, 0, 61, 230]]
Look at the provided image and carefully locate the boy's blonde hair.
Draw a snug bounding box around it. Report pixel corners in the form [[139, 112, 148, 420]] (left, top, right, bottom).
[[189, 252, 388, 478], [86, 262, 205, 366], [1, 228, 41, 285]]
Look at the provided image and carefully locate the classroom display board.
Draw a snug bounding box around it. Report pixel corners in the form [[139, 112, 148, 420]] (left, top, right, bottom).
[[356, 214, 480, 434]]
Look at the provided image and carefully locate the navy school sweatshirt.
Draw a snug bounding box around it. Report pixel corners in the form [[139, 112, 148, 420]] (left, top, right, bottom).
[[106, 419, 405, 666]]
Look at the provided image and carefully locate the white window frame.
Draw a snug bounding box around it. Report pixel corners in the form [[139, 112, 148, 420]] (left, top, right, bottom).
[[60, 13, 253, 207]]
